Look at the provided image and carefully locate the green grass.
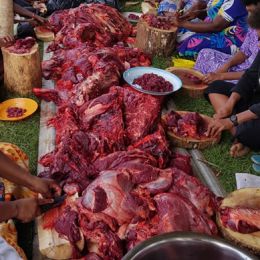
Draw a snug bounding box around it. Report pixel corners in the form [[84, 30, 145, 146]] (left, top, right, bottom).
[[173, 92, 257, 193]]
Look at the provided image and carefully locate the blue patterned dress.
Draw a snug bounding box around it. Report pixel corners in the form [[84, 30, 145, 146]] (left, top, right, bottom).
[[177, 0, 249, 58]]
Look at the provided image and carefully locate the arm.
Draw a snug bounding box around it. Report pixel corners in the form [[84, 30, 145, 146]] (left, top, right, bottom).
[[0, 201, 17, 222], [0, 151, 61, 198], [206, 108, 258, 137], [13, 3, 46, 24], [177, 15, 230, 33], [179, 0, 208, 21], [216, 51, 247, 73], [202, 71, 244, 84], [0, 198, 50, 223]]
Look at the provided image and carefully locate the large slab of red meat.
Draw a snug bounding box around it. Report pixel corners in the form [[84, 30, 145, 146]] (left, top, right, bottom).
[[36, 4, 221, 259]]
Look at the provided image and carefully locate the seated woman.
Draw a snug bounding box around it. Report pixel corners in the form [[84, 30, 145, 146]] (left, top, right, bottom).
[[175, 0, 249, 58], [205, 6, 260, 157], [194, 28, 259, 84]]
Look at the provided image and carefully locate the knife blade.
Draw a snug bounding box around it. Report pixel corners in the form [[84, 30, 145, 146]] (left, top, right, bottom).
[[40, 194, 67, 214]]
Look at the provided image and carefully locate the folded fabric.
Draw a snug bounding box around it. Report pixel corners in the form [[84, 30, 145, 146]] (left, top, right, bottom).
[[236, 172, 260, 189]]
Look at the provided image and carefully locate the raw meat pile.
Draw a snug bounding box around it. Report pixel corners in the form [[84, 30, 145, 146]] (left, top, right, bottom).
[[7, 37, 36, 54], [142, 14, 176, 30], [35, 4, 220, 259], [163, 111, 208, 138], [220, 207, 260, 234], [133, 73, 173, 92], [6, 107, 27, 118]]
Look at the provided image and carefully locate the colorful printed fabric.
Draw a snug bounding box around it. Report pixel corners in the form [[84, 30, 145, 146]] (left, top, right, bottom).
[[194, 28, 259, 83], [178, 0, 248, 58], [0, 142, 36, 200]]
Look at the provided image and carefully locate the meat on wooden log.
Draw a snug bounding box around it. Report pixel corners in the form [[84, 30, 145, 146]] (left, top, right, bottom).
[[217, 188, 260, 255], [2, 38, 42, 95], [135, 15, 177, 57]]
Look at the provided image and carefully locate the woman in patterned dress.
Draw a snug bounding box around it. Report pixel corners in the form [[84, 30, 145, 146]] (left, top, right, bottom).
[[194, 28, 259, 84], [175, 0, 248, 58]]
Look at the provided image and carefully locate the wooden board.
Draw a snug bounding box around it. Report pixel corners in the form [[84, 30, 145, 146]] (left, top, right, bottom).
[[162, 111, 221, 150], [217, 188, 260, 254], [166, 67, 207, 98]]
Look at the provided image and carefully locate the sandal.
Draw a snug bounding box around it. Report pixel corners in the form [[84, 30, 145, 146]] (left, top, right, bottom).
[[251, 155, 260, 165], [252, 163, 260, 173]]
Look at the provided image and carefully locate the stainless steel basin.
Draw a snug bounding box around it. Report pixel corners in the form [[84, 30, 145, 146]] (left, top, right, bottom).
[[123, 232, 257, 260]]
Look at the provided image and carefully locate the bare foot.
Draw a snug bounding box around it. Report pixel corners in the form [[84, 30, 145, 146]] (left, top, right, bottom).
[[230, 142, 250, 158]]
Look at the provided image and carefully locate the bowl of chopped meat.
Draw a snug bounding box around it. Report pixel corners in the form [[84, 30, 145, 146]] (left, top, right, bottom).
[[166, 67, 207, 98], [0, 98, 38, 121], [123, 67, 182, 96]]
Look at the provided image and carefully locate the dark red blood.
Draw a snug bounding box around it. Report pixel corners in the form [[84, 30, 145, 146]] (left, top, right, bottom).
[[184, 73, 203, 84], [6, 107, 27, 118], [36, 26, 53, 33], [133, 73, 173, 93]]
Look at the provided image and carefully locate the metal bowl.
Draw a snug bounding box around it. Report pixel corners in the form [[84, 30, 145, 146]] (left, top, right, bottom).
[[123, 232, 257, 260]]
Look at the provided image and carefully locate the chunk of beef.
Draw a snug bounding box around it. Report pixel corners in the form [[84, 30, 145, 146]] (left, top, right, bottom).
[[154, 193, 217, 235], [128, 125, 171, 168], [220, 207, 260, 233]]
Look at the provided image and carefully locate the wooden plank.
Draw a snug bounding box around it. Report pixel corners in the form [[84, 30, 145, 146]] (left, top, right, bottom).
[[33, 42, 56, 260]]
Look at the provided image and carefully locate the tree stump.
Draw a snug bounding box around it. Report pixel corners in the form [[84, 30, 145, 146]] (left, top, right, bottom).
[[0, 0, 14, 36], [135, 19, 177, 57], [2, 44, 42, 95]]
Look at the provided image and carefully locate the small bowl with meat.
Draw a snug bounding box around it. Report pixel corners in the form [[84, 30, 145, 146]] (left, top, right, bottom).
[[166, 67, 207, 98], [161, 110, 221, 149], [123, 67, 182, 96], [0, 98, 38, 121]]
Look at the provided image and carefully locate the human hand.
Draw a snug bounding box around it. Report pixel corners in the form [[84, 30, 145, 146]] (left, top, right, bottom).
[[0, 35, 14, 48], [202, 72, 223, 84], [206, 118, 233, 137], [214, 105, 233, 119], [33, 14, 47, 25], [13, 198, 54, 222], [30, 176, 61, 198], [216, 63, 230, 73]]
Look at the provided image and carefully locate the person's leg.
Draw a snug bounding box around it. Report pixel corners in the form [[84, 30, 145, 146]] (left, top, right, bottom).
[[204, 80, 235, 113], [194, 49, 231, 75], [17, 22, 36, 38], [230, 118, 260, 157]]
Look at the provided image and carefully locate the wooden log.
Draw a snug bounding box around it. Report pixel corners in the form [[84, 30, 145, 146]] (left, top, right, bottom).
[[0, 0, 14, 36], [37, 194, 85, 260], [35, 26, 55, 42], [135, 19, 177, 57], [217, 188, 260, 255], [162, 111, 221, 150], [2, 44, 42, 95], [166, 67, 208, 98]]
